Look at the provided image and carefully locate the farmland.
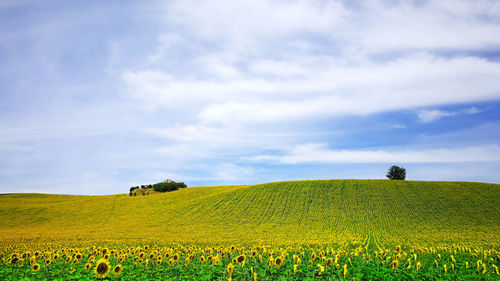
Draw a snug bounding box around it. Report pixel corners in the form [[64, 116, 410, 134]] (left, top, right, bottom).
[[1, 179, 499, 280]]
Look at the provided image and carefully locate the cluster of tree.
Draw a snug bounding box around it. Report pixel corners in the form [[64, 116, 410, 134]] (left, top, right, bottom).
[[129, 180, 187, 196], [129, 185, 152, 192], [152, 181, 187, 192], [386, 165, 406, 180]]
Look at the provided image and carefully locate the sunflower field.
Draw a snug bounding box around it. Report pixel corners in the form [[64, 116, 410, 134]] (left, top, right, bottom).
[[0, 180, 499, 280]]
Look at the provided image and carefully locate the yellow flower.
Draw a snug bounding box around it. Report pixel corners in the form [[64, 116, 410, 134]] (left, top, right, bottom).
[[416, 261, 421, 271], [343, 264, 348, 278], [317, 263, 324, 275], [94, 258, 110, 279], [113, 264, 123, 275], [392, 260, 399, 270], [236, 255, 246, 264], [227, 263, 234, 277], [275, 256, 284, 267], [85, 263, 92, 270], [395, 245, 401, 254], [32, 263, 40, 272]]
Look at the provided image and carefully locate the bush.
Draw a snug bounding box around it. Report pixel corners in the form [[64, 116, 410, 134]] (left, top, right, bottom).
[[386, 165, 406, 180], [152, 182, 179, 192]]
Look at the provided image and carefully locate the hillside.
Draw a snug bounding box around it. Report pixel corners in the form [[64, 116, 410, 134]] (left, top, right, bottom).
[[0, 180, 499, 248]]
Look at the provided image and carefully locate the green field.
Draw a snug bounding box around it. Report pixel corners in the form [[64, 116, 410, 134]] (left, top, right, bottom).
[[1, 180, 499, 280]]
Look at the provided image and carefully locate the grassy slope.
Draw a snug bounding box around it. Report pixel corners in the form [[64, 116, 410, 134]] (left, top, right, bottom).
[[0, 180, 499, 247]]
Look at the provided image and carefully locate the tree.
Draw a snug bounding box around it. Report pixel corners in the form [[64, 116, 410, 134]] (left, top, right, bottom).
[[386, 165, 406, 180]]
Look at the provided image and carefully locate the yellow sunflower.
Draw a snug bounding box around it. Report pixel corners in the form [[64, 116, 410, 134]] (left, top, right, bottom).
[[113, 264, 123, 276], [32, 263, 40, 272], [227, 263, 234, 277], [85, 263, 92, 270], [237, 255, 246, 264], [94, 258, 110, 279], [275, 257, 284, 267]]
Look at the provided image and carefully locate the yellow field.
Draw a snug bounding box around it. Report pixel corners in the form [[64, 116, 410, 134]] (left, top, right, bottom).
[[1, 180, 499, 248]]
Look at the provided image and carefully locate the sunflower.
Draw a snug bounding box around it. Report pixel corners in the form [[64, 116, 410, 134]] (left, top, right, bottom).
[[184, 257, 190, 266], [113, 264, 123, 276], [275, 256, 284, 267], [75, 253, 82, 260], [9, 257, 19, 264], [149, 253, 155, 259], [395, 245, 401, 254], [416, 261, 421, 271], [200, 255, 205, 262], [168, 259, 174, 265], [44, 259, 52, 265], [85, 263, 92, 270], [32, 263, 40, 272], [34, 251, 40, 257], [94, 258, 110, 279], [173, 253, 180, 261], [53, 254, 59, 260], [326, 258, 333, 267], [227, 263, 234, 277], [343, 264, 348, 278], [30, 256, 36, 265], [317, 263, 324, 275], [293, 264, 297, 273], [392, 260, 399, 270], [157, 259, 162, 266], [103, 254, 110, 260], [237, 255, 246, 264]]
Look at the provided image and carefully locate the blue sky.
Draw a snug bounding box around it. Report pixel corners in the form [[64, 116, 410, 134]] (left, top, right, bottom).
[[1, 0, 500, 194]]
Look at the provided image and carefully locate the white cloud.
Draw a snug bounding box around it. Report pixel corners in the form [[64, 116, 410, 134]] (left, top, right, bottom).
[[250, 143, 500, 164], [417, 107, 481, 123], [124, 55, 500, 124]]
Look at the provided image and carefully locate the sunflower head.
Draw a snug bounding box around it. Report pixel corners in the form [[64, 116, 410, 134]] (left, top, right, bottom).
[[32, 263, 40, 272], [227, 263, 234, 276], [94, 258, 110, 279], [113, 264, 123, 275], [85, 263, 92, 270], [237, 255, 246, 263], [275, 257, 283, 267], [392, 260, 399, 270]]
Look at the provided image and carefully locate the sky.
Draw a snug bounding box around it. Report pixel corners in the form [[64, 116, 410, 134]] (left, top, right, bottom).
[[1, 0, 500, 195]]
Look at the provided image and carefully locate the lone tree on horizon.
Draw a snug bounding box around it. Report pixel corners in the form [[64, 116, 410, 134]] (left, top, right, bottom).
[[386, 165, 406, 180]]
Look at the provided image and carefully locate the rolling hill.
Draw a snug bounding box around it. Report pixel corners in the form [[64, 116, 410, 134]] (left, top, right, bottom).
[[1, 180, 499, 248]]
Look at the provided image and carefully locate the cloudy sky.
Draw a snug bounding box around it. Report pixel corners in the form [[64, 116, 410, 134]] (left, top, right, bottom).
[[1, 0, 500, 194]]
